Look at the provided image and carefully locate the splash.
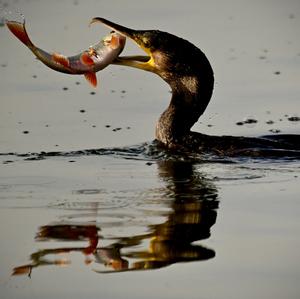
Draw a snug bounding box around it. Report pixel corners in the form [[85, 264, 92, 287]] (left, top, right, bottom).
[[0, 141, 235, 165], [1, 140, 300, 167]]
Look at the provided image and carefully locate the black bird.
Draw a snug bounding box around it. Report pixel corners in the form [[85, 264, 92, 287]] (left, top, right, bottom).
[[92, 18, 300, 157]]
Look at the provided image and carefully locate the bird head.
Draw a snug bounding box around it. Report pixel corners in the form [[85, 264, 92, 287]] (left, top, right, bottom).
[[90, 17, 209, 82]]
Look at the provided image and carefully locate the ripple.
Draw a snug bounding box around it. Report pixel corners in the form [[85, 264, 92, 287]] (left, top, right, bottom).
[[74, 189, 105, 195], [49, 199, 130, 212]]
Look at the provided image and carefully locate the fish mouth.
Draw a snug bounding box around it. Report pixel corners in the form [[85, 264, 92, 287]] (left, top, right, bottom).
[[90, 17, 157, 73]]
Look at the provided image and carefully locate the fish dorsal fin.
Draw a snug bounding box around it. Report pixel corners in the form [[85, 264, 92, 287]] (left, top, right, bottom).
[[52, 52, 70, 68], [110, 35, 120, 50], [84, 72, 97, 87], [80, 52, 94, 66]]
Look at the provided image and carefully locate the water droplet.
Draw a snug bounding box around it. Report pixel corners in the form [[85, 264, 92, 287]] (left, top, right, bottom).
[[243, 118, 258, 124], [269, 129, 281, 133], [266, 120, 274, 125], [287, 116, 300, 122]]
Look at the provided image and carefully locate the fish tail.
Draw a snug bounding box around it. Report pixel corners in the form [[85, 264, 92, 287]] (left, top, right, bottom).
[[6, 19, 34, 48]]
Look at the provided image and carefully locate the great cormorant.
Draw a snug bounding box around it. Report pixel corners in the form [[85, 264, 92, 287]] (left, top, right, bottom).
[[92, 18, 300, 157]]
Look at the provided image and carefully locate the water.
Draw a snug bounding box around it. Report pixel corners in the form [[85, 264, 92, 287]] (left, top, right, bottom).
[[1, 0, 300, 298], [0, 151, 299, 298]]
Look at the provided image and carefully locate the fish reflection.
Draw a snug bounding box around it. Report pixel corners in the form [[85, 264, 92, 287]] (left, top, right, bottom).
[[12, 224, 100, 277], [12, 161, 219, 276]]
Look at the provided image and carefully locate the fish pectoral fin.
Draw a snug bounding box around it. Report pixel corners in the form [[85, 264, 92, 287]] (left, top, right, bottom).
[[110, 35, 120, 50], [80, 52, 95, 66], [84, 72, 97, 87], [52, 53, 70, 68]]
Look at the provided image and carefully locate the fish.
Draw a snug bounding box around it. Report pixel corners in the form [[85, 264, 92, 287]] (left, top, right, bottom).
[[5, 18, 126, 87]]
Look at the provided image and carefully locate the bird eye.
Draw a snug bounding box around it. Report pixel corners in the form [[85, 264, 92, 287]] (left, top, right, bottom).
[[142, 37, 150, 48]]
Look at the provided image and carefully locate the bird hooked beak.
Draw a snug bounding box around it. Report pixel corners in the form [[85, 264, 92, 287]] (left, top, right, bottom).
[[90, 17, 158, 73]]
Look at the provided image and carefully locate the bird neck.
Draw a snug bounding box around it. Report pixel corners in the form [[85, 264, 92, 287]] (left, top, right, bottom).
[[155, 73, 214, 147]]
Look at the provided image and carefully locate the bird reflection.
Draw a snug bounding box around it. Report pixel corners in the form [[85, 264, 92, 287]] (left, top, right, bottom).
[[12, 161, 219, 276]]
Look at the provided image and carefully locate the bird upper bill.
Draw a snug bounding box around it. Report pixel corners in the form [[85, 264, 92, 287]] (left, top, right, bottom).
[[90, 17, 157, 73]]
